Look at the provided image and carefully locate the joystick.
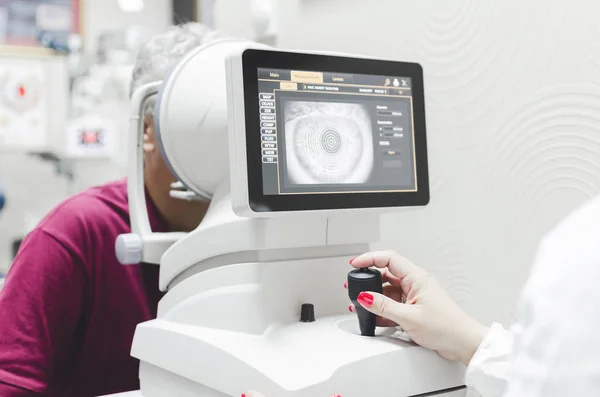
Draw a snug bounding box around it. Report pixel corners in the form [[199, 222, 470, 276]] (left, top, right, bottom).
[[347, 268, 383, 336]]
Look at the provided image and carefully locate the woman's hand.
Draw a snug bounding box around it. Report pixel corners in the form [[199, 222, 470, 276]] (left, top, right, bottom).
[[347, 250, 488, 365]]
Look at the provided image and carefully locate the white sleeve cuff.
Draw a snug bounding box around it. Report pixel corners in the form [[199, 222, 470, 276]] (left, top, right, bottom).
[[464, 322, 514, 397]]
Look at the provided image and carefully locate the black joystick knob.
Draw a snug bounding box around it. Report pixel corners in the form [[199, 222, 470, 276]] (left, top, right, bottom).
[[348, 268, 383, 336], [300, 303, 315, 322]]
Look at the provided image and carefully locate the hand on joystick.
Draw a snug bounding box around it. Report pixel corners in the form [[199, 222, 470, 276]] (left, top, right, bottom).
[[345, 251, 489, 366], [347, 268, 383, 336]]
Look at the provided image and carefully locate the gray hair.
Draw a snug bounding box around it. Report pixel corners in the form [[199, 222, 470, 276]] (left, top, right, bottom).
[[130, 23, 225, 115]]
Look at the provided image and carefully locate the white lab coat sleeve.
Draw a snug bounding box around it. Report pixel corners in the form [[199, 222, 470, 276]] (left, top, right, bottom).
[[500, 198, 600, 397], [463, 322, 515, 397], [468, 196, 600, 397]]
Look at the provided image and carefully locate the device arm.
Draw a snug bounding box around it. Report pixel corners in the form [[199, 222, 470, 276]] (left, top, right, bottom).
[[115, 82, 185, 265], [128, 81, 161, 238]]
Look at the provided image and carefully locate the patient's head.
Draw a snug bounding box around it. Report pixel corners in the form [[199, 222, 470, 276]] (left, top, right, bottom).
[[130, 23, 224, 231]]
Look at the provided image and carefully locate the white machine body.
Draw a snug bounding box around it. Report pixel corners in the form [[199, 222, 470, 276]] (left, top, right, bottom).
[[118, 40, 465, 397], [155, 39, 255, 201], [133, 258, 465, 397]]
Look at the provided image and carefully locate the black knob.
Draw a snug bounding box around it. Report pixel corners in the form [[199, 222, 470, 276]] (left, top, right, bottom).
[[348, 268, 382, 336], [300, 303, 315, 322]]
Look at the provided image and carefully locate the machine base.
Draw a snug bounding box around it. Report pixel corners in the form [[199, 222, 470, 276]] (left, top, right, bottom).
[[140, 362, 229, 397], [132, 257, 467, 397], [137, 363, 467, 397], [133, 313, 466, 397]]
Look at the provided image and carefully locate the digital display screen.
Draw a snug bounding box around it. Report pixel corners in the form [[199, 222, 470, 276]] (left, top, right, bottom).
[[257, 68, 417, 195]]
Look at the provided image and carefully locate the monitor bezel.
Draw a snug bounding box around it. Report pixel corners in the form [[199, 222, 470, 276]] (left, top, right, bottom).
[[241, 49, 430, 212]]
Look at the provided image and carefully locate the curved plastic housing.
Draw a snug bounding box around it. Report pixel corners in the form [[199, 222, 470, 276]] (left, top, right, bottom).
[[154, 39, 268, 199]]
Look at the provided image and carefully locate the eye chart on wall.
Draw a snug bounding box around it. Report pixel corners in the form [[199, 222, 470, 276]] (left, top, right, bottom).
[[0, 57, 48, 151]]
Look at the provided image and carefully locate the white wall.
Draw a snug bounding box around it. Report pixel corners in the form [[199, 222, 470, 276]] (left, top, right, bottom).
[[82, 0, 172, 54], [221, 0, 600, 327]]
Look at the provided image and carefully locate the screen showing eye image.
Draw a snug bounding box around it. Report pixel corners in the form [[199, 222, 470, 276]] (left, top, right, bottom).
[[284, 101, 374, 185], [257, 68, 417, 195]]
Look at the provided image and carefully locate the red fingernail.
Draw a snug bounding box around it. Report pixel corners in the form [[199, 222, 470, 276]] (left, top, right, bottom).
[[343, 281, 348, 288], [357, 292, 374, 307], [349, 257, 356, 264], [241, 394, 246, 397], [348, 304, 353, 312]]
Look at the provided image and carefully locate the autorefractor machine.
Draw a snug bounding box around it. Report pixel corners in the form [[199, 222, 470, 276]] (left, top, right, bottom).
[[115, 39, 467, 397]]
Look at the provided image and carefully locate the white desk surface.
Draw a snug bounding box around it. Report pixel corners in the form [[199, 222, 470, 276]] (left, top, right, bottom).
[[100, 392, 142, 396]]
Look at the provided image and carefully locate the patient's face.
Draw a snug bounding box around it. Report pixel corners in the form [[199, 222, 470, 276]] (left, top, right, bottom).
[[143, 115, 177, 194], [142, 115, 209, 231]]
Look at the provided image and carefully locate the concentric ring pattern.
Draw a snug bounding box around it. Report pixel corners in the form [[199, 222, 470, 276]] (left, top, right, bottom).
[[285, 101, 373, 185], [462, 85, 600, 321]]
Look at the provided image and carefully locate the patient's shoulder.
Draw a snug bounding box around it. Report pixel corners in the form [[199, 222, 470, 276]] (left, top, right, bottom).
[[36, 179, 130, 252]]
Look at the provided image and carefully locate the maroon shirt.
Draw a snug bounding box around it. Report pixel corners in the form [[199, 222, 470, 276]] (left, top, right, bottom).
[[0, 179, 167, 396]]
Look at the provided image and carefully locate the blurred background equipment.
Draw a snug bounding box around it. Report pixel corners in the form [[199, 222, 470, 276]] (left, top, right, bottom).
[[68, 26, 149, 165], [0, 0, 182, 274], [117, 0, 145, 13], [0, 49, 68, 152], [249, 0, 277, 45]]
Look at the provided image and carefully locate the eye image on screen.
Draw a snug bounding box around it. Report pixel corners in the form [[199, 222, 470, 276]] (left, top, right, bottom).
[[257, 68, 418, 196], [283, 101, 374, 185]]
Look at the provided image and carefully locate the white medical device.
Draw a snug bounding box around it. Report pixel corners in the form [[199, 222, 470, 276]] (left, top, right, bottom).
[[116, 39, 466, 397]]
